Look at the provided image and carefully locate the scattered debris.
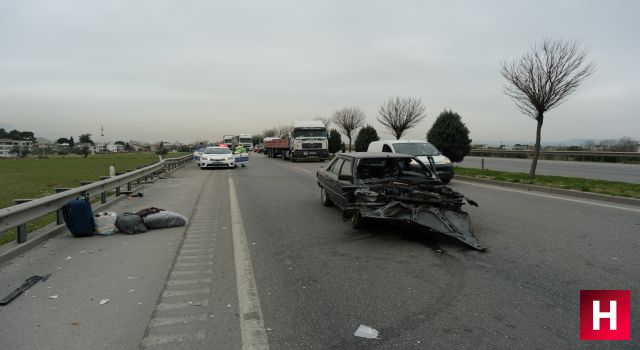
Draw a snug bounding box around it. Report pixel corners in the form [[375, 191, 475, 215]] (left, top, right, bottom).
[[354, 324, 379, 339], [49, 295, 58, 299], [66, 256, 72, 260], [128, 290, 135, 293], [227, 304, 231, 308], [129, 192, 144, 198], [72, 321, 80, 326], [0, 275, 48, 306], [99, 299, 110, 305]]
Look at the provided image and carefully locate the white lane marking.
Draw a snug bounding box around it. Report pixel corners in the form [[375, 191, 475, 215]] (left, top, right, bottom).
[[293, 167, 313, 174], [177, 254, 214, 260], [142, 330, 206, 346], [180, 248, 213, 254], [175, 261, 213, 268], [156, 299, 210, 311], [150, 314, 208, 327], [161, 288, 210, 297], [166, 278, 213, 286], [456, 180, 640, 213], [170, 269, 213, 277], [229, 178, 270, 350]]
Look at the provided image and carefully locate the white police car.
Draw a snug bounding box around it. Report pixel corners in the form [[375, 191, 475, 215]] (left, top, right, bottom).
[[199, 146, 235, 169]]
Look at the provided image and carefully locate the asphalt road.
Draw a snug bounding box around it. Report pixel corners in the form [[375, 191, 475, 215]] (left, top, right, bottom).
[[457, 156, 640, 184], [1, 154, 639, 349]]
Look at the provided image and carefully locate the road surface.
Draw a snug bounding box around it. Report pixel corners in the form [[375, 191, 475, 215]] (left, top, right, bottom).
[[1, 154, 638, 349], [458, 156, 640, 183]]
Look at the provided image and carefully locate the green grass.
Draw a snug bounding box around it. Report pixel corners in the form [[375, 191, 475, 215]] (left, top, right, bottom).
[[0, 152, 189, 244], [455, 167, 640, 199]]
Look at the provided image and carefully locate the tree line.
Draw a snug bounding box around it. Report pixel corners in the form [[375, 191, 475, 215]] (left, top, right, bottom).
[[259, 97, 473, 162]]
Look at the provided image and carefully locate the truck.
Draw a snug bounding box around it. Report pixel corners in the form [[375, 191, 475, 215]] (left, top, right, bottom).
[[222, 135, 234, 149], [234, 134, 253, 150], [265, 121, 329, 161]]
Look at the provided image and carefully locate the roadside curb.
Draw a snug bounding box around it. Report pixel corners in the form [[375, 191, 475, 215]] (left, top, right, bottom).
[[453, 175, 640, 207], [0, 160, 193, 266]]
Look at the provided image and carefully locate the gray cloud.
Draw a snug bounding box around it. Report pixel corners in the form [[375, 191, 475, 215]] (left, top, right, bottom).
[[1, 0, 638, 144]]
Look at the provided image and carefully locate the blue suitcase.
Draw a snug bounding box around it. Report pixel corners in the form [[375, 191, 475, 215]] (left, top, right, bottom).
[[62, 194, 95, 237]]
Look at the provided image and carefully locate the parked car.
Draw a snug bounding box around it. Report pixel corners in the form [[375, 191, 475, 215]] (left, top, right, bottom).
[[316, 152, 482, 249], [199, 146, 235, 169], [367, 140, 454, 183]]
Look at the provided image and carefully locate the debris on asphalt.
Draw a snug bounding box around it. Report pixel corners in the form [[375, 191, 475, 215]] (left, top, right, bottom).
[[66, 256, 72, 260], [128, 290, 135, 293], [72, 321, 80, 326], [49, 295, 58, 299], [99, 299, 110, 305], [0, 275, 47, 306], [354, 324, 379, 339]]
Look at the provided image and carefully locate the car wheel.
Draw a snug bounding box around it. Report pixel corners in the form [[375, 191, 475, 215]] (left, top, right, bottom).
[[320, 187, 333, 206], [351, 212, 367, 229]]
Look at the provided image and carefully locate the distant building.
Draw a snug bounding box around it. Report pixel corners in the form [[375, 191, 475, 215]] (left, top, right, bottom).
[[0, 139, 33, 158], [107, 143, 125, 152]]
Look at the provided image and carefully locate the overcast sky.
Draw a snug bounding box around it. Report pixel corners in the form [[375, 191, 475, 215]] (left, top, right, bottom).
[[0, 0, 638, 144]]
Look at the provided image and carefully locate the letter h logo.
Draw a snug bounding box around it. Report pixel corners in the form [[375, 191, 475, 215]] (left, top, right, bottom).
[[580, 290, 630, 341]]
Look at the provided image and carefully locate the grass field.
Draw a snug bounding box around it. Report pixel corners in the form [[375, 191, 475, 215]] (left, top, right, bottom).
[[455, 167, 640, 199], [0, 152, 189, 244]]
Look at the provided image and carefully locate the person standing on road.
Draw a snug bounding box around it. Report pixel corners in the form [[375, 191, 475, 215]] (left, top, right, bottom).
[[235, 144, 248, 167]]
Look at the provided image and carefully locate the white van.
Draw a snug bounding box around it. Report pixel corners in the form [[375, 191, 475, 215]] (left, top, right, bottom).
[[367, 140, 454, 183]]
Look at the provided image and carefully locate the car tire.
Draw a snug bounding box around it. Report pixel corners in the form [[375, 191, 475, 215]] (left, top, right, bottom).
[[351, 212, 367, 229], [320, 187, 333, 206]]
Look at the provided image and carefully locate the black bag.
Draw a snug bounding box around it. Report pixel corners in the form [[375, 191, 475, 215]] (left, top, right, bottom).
[[62, 193, 95, 237], [115, 213, 148, 234]]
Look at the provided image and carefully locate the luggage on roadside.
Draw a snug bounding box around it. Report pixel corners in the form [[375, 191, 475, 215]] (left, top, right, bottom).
[[94, 211, 117, 235], [115, 213, 148, 234], [62, 193, 96, 237], [143, 211, 188, 229]]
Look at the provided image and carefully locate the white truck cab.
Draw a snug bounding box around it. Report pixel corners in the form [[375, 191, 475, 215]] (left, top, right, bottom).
[[367, 140, 454, 183]]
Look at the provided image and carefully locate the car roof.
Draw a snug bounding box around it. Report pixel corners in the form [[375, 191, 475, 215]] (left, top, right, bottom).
[[371, 139, 432, 144], [336, 152, 415, 159]]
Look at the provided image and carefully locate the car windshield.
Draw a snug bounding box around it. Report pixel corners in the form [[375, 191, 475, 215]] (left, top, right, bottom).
[[293, 128, 327, 138], [239, 138, 252, 143], [393, 143, 440, 156], [203, 147, 231, 155], [356, 157, 433, 180]]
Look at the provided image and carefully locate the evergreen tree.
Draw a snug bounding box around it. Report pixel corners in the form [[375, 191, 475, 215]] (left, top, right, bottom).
[[69, 136, 75, 147], [354, 125, 380, 152], [328, 129, 342, 155], [426, 110, 472, 162]]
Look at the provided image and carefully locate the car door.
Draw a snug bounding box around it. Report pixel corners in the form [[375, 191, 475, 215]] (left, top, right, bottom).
[[335, 158, 355, 208], [323, 157, 344, 206]]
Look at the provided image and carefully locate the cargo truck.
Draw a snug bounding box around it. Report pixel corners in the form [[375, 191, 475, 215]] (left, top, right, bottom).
[[264, 121, 329, 161], [223, 135, 234, 149]]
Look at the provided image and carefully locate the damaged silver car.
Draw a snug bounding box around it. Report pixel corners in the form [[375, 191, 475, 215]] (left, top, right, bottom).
[[317, 152, 483, 250]]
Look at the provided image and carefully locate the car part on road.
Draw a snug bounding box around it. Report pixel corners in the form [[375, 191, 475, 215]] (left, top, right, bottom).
[[0, 274, 49, 305], [354, 324, 379, 339]]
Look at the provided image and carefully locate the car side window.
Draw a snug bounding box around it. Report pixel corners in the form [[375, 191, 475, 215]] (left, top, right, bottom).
[[330, 159, 344, 175], [339, 159, 353, 180], [382, 145, 392, 152]]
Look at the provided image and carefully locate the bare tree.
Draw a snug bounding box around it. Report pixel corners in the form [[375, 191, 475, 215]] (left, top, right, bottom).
[[262, 128, 278, 138], [500, 38, 595, 177], [277, 124, 293, 138], [377, 96, 427, 139], [331, 107, 366, 152], [313, 116, 332, 129], [616, 137, 638, 152]]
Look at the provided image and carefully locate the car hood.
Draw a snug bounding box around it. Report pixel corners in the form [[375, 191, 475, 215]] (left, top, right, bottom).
[[416, 155, 449, 165]]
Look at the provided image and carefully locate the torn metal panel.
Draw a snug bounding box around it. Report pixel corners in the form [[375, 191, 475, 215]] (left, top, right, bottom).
[[350, 181, 484, 250]]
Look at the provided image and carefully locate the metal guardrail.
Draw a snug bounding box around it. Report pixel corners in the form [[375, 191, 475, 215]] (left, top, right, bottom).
[[469, 149, 640, 161], [0, 154, 192, 243]]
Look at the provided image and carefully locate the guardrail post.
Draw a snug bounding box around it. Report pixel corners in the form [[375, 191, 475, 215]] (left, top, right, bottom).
[[481, 158, 485, 170], [13, 199, 33, 243], [54, 188, 71, 224], [115, 172, 124, 195], [99, 176, 111, 203]]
